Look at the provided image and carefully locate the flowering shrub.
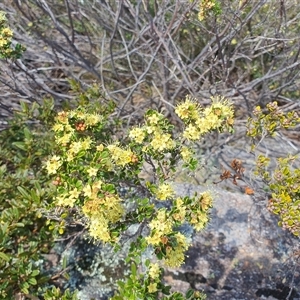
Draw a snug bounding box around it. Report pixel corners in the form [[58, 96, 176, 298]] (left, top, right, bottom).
[[247, 102, 300, 236], [46, 93, 234, 298], [0, 11, 25, 59], [0, 98, 79, 299]]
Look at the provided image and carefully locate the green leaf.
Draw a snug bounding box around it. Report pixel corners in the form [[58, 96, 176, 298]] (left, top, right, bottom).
[[145, 259, 150, 267], [28, 277, 37, 285], [30, 190, 40, 203], [21, 282, 29, 294], [0, 251, 10, 261], [31, 269, 40, 277], [20, 101, 28, 113], [185, 289, 194, 298], [17, 186, 31, 199], [23, 127, 32, 140], [62, 256, 68, 269], [131, 262, 137, 277], [12, 142, 27, 151]]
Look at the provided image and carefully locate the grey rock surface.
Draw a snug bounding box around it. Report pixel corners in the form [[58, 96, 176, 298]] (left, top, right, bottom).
[[164, 183, 300, 300]]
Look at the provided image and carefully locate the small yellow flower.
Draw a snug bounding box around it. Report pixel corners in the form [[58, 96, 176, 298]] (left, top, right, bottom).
[[147, 113, 161, 125], [56, 193, 77, 207], [0, 37, 9, 47], [190, 211, 209, 231], [96, 144, 104, 151], [145, 125, 156, 134], [56, 133, 72, 145], [52, 123, 64, 132], [83, 185, 92, 197], [107, 144, 133, 166], [69, 187, 81, 199], [150, 132, 175, 152], [195, 118, 211, 134], [56, 111, 69, 124], [145, 233, 161, 245], [92, 180, 103, 189], [63, 196, 77, 207], [46, 155, 62, 175], [55, 194, 67, 206], [87, 167, 98, 177], [66, 151, 75, 162], [147, 282, 157, 293], [88, 215, 111, 242]]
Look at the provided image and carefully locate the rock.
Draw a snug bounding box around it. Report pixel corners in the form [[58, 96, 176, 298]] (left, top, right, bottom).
[[163, 183, 300, 299]]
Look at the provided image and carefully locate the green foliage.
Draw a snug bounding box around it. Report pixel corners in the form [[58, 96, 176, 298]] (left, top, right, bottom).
[[111, 257, 207, 300], [42, 287, 78, 300], [247, 103, 300, 236], [247, 102, 300, 141], [0, 11, 25, 59], [112, 267, 206, 299], [0, 99, 78, 299], [254, 154, 300, 236]]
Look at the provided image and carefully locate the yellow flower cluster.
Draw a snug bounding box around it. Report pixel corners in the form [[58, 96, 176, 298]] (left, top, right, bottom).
[[86, 166, 98, 177], [147, 263, 161, 294], [53, 109, 102, 135], [55, 187, 81, 207], [150, 132, 175, 152], [82, 183, 124, 242], [107, 143, 134, 166], [168, 192, 213, 231], [172, 198, 187, 223], [46, 155, 62, 175], [0, 12, 13, 53], [50, 109, 102, 162], [89, 214, 111, 242], [189, 191, 213, 231], [67, 137, 93, 161], [146, 209, 173, 245], [148, 263, 160, 279], [175, 95, 234, 140], [164, 232, 190, 267], [129, 111, 175, 153], [180, 146, 193, 162], [198, 0, 217, 21], [175, 97, 201, 121], [155, 183, 174, 201], [0, 27, 12, 47], [128, 127, 146, 144], [190, 211, 209, 231]]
